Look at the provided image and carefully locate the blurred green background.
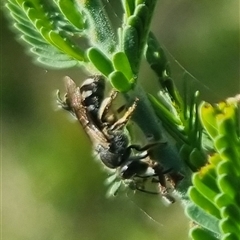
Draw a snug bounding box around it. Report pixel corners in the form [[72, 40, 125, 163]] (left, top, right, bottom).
[[1, 1, 239, 240]]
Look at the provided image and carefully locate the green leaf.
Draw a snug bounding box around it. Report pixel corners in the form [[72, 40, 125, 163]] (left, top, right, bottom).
[[192, 171, 219, 204], [222, 233, 239, 240], [130, 4, 148, 39], [148, 94, 182, 126], [214, 193, 233, 209], [122, 0, 135, 17], [6, 0, 86, 68], [220, 205, 240, 226], [188, 187, 221, 219], [55, 0, 85, 30], [218, 174, 237, 200], [216, 161, 237, 179], [14, 22, 42, 40], [106, 180, 122, 197], [123, 25, 139, 74], [87, 47, 114, 76], [145, 32, 169, 78], [112, 52, 133, 81], [196, 101, 240, 238], [190, 226, 219, 240], [37, 57, 79, 68], [189, 148, 207, 170], [186, 203, 220, 236], [121, 0, 158, 74], [109, 71, 133, 92], [220, 217, 240, 237], [127, 15, 143, 40], [48, 30, 84, 61], [199, 102, 219, 139]]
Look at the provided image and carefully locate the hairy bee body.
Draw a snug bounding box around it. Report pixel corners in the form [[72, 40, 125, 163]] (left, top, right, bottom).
[[80, 76, 105, 128]]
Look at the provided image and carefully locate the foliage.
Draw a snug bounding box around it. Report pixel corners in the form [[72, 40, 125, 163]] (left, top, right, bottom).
[[4, 0, 240, 239], [188, 98, 240, 240]]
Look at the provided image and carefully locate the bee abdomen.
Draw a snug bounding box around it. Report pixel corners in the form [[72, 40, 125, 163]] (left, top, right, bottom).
[[80, 75, 105, 113]]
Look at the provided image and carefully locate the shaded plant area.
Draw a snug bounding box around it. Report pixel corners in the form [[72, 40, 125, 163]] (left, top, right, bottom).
[[2, 0, 239, 239]]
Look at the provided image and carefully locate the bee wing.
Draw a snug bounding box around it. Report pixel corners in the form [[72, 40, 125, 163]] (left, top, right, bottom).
[[64, 76, 108, 146]]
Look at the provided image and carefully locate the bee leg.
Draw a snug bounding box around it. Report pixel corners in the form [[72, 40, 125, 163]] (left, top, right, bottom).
[[110, 99, 138, 131], [135, 186, 159, 195], [128, 141, 167, 152], [152, 163, 167, 188], [98, 91, 118, 124], [57, 90, 70, 110], [56, 90, 76, 117], [121, 142, 167, 166], [152, 163, 176, 203]]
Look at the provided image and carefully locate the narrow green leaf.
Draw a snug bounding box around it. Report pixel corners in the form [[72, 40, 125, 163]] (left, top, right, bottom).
[[31, 47, 74, 61], [48, 30, 85, 61], [37, 57, 78, 68], [221, 205, 240, 226], [186, 203, 220, 235], [56, 0, 85, 30], [148, 94, 182, 125], [123, 25, 139, 74], [218, 174, 237, 199], [222, 233, 239, 240], [14, 22, 42, 40], [190, 226, 219, 240], [218, 114, 238, 141], [22, 34, 51, 46], [127, 15, 143, 39], [145, 32, 169, 77], [27, 7, 50, 29], [105, 173, 117, 185], [109, 71, 132, 92], [122, 0, 135, 17], [134, 4, 148, 27], [112, 52, 133, 81], [214, 135, 230, 153], [199, 102, 218, 139], [6, 2, 30, 23], [106, 180, 122, 197], [192, 172, 219, 203], [188, 187, 221, 219], [216, 160, 237, 176], [214, 193, 234, 209], [215, 138, 240, 168], [220, 218, 240, 236], [136, 0, 146, 5], [189, 148, 207, 170], [87, 47, 114, 76], [208, 153, 222, 167]]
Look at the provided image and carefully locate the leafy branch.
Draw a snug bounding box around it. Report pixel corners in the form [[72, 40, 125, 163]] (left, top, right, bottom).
[[4, 0, 240, 239]]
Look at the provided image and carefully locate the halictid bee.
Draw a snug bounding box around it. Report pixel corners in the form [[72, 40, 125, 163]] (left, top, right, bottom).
[[57, 75, 177, 202]]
